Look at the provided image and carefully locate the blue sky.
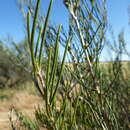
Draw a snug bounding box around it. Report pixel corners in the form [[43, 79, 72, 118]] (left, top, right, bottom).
[[0, 0, 130, 61], [104, 0, 130, 60], [0, 0, 24, 41]]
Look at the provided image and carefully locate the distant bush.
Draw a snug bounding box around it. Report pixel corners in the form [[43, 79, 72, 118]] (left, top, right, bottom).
[[0, 41, 32, 88]]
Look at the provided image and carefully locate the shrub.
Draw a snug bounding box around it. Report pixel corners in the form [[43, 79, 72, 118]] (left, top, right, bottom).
[[9, 0, 130, 129]]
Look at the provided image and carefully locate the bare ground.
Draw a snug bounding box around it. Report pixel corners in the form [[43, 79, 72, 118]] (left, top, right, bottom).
[[0, 91, 44, 130]]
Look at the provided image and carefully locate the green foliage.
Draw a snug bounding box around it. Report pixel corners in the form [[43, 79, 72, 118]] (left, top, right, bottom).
[[9, 108, 39, 130], [6, 0, 130, 129], [0, 40, 32, 88], [18, 114, 39, 130]]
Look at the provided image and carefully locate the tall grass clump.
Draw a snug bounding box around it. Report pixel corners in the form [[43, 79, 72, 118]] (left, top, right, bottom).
[[11, 0, 130, 129]]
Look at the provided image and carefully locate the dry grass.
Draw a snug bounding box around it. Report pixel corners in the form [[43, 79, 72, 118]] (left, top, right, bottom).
[[0, 61, 129, 129]]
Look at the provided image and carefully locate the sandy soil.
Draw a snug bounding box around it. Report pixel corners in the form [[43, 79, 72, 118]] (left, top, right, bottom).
[[0, 91, 44, 130]]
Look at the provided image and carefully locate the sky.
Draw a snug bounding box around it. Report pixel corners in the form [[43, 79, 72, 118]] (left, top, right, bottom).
[[0, 0, 130, 61], [104, 0, 130, 61]]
